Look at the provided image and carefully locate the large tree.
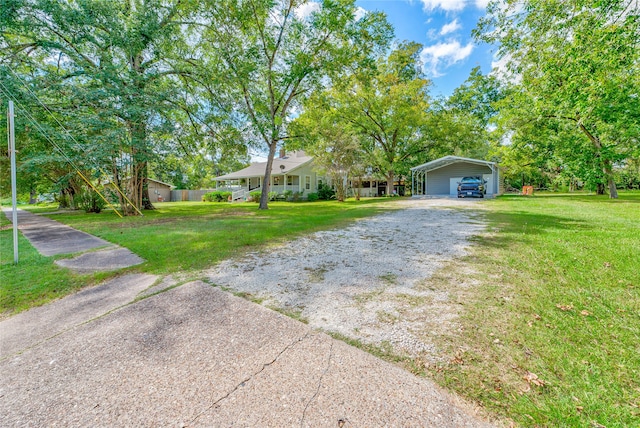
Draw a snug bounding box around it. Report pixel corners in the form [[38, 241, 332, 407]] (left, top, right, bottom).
[[307, 41, 434, 196], [1, 0, 194, 213], [477, 0, 640, 198], [194, 0, 392, 209]]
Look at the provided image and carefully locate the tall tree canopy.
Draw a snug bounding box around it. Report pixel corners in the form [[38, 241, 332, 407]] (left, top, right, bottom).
[[1, 0, 198, 213], [477, 0, 640, 197], [194, 0, 392, 209], [295, 41, 435, 196]]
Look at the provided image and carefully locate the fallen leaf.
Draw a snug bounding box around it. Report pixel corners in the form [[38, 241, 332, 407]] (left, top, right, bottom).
[[581, 310, 591, 316], [533, 314, 542, 320], [590, 421, 606, 428], [523, 371, 546, 387], [556, 304, 574, 311], [603, 262, 611, 268], [576, 406, 584, 413]]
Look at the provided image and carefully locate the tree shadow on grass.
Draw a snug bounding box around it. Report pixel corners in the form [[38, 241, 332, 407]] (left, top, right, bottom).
[[473, 210, 592, 249]]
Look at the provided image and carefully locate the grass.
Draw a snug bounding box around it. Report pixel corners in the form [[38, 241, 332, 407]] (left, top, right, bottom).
[[423, 192, 640, 427], [1, 199, 394, 316]]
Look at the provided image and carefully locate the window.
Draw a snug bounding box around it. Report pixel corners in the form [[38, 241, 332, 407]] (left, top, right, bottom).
[[287, 175, 293, 186], [305, 176, 311, 190], [274, 177, 280, 185]]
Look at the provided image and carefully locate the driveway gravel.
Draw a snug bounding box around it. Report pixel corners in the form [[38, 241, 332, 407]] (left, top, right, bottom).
[[206, 198, 486, 360]]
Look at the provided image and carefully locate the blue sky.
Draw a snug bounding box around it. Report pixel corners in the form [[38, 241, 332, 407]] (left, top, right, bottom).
[[356, 0, 496, 98]]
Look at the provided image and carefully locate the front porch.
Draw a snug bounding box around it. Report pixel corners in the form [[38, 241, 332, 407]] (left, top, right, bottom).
[[216, 173, 313, 201]]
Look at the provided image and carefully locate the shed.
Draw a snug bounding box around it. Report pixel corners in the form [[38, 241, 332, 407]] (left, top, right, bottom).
[[411, 156, 502, 197], [146, 178, 173, 203]]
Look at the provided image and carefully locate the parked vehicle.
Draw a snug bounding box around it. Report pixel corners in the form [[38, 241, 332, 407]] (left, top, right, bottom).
[[457, 176, 486, 198]]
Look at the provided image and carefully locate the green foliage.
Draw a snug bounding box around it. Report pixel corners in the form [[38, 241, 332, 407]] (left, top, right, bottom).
[[294, 42, 438, 197], [202, 191, 231, 202], [249, 191, 262, 202], [195, 0, 393, 209], [306, 192, 319, 202], [317, 184, 336, 200], [73, 189, 107, 213], [267, 191, 279, 201], [283, 190, 293, 201], [478, 0, 640, 198]]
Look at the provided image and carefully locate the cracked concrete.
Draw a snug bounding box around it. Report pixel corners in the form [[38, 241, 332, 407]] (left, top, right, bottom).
[[0, 281, 492, 427]]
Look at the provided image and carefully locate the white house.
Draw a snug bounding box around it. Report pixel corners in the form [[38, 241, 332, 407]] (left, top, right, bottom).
[[214, 151, 321, 200]]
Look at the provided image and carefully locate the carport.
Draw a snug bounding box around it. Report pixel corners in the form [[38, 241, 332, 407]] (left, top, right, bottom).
[[411, 156, 501, 197]]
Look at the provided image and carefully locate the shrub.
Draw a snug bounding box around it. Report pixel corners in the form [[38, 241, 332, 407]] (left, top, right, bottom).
[[292, 190, 304, 202], [268, 191, 279, 201], [283, 190, 293, 201], [203, 191, 232, 202], [74, 189, 106, 213], [250, 191, 262, 202], [317, 183, 335, 200], [306, 192, 319, 202]]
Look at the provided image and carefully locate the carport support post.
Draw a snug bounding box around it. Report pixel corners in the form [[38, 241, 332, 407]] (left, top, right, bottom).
[[8, 100, 18, 264]]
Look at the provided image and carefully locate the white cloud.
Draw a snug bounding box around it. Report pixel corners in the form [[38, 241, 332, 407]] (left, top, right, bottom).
[[440, 18, 461, 35], [420, 40, 474, 77], [420, 0, 491, 11], [490, 52, 521, 84], [420, 0, 466, 12], [354, 6, 367, 21], [294, 1, 320, 19]]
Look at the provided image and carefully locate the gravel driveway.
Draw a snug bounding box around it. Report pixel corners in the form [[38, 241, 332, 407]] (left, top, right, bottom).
[[206, 198, 486, 360]]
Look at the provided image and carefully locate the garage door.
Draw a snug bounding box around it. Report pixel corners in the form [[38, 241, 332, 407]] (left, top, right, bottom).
[[449, 177, 463, 196]]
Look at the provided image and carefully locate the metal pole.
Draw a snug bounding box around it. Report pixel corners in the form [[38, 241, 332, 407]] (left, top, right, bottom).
[[8, 100, 19, 263]]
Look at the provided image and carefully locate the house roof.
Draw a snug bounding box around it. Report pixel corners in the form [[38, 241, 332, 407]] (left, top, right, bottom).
[[214, 152, 313, 181], [410, 156, 496, 173], [147, 178, 175, 188]]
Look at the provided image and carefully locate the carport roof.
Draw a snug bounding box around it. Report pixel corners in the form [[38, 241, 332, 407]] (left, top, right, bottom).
[[411, 156, 496, 173]]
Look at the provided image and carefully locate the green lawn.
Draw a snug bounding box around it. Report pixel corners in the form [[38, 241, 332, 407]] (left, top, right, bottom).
[[1, 199, 393, 316], [427, 192, 640, 427]]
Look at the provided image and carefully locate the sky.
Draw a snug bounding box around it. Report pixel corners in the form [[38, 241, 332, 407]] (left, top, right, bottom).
[[356, 0, 497, 98]]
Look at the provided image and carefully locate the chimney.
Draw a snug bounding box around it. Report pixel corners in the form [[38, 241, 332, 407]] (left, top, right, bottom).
[[279, 147, 286, 158]]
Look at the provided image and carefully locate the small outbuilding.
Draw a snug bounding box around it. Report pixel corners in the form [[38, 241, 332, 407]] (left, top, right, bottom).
[[411, 156, 502, 197], [146, 178, 173, 203]]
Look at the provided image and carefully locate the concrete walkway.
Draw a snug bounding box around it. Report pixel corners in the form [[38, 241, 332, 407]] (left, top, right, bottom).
[[2, 208, 143, 272], [0, 206, 493, 426]]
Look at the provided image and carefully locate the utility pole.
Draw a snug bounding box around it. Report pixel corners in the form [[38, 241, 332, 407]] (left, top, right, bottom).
[[8, 100, 18, 264]]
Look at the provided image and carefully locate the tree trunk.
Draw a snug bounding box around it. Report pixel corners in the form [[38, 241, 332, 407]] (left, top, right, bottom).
[[259, 142, 278, 210], [386, 171, 394, 196], [29, 187, 37, 204], [578, 123, 618, 199], [602, 159, 618, 199]]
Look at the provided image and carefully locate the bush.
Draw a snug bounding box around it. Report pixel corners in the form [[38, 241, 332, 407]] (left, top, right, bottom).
[[283, 190, 293, 201], [292, 190, 304, 202], [317, 183, 335, 200], [203, 191, 232, 202], [74, 189, 106, 213], [306, 192, 319, 202], [268, 191, 279, 201], [250, 191, 262, 202]]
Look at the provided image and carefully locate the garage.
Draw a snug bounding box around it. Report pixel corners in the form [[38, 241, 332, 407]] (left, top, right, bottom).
[[410, 156, 502, 197]]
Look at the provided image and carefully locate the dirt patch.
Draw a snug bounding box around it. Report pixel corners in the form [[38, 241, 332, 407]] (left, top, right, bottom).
[[206, 198, 487, 362]]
